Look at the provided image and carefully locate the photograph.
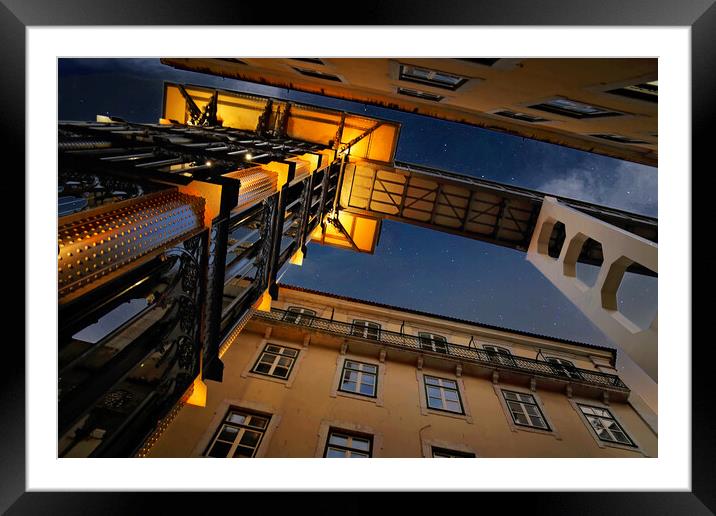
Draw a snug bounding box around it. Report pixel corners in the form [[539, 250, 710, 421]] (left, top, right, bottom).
[[3, 7, 707, 510], [56, 57, 659, 460]]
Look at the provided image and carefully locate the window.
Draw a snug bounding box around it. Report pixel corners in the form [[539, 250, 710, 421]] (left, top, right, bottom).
[[529, 98, 622, 119], [493, 110, 549, 123], [424, 375, 463, 414], [397, 87, 444, 102], [292, 66, 342, 82], [205, 408, 270, 458], [418, 332, 448, 353], [589, 133, 649, 144], [483, 345, 516, 367], [606, 81, 658, 103], [339, 360, 378, 398], [501, 390, 550, 430], [251, 343, 299, 379], [351, 319, 381, 340], [545, 357, 583, 380], [399, 64, 467, 90], [324, 429, 373, 457], [578, 404, 636, 446], [431, 446, 475, 458], [283, 306, 316, 325]]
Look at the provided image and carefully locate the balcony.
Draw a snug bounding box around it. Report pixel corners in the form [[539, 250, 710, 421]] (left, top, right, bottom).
[[252, 308, 629, 394]]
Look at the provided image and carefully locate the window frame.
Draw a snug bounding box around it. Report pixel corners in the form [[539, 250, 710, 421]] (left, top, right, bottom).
[[323, 428, 374, 458], [483, 344, 517, 367], [577, 403, 637, 447], [338, 358, 379, 399], [283, 306, 317, 325], [492, 383, 560, 439], [190, 399, 281, 458], [416, 370, 472, 422], [528, 97, 624, 119], [423, 374, 465, 415], [398, 63, 468, 91], [315, 420, 382, 457], [351, 319, 381, 340], [241, 336, 307, 387], [203, 407, 271, 458], [420, 437, 478, 458], [545, 356, 584, 381], [605, 81, 658, 103], [568, 398, 649, 455], [418, 332, 449, 354], [492, 109, 551, 123], [331, 353, 386, 406], [431, 446, 476, 458], [250, 343, 300, 380], [501, 389, 552, 431]]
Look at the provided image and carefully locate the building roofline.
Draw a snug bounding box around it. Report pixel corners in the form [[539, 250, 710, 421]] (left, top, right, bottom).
[[278, 283, 617, 364]]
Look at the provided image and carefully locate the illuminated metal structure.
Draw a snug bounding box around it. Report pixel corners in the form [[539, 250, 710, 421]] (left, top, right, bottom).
[[58, 82, 399, 457], [57, 79, 657, 457]]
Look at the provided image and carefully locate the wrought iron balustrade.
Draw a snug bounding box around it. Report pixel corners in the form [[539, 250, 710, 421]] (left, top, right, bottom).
[[254, 308, 629, 391]]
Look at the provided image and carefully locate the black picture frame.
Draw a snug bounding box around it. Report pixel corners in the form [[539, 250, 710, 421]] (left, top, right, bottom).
[[4, 0, 712, 513]]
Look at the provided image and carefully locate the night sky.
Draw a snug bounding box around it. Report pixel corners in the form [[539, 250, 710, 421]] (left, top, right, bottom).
[[59, 58, 658, 349]]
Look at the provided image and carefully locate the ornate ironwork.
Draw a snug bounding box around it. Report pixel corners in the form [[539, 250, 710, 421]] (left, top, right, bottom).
[[255, 196, 278, 294], [58, 230, 207, 457], [255, 308, 629, 391]]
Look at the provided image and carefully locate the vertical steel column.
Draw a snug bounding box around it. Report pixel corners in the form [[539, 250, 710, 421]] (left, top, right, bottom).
[[256, 194, 279, 295], [316, 161, 335, 221], [267, 185, 289, 300], [296, 173, 315, 254], [200, 178, 241, 382]]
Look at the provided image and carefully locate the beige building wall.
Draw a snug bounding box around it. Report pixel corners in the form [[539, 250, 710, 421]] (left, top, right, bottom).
[[161, 58, 658, 167], [147, 287, 656, 458]]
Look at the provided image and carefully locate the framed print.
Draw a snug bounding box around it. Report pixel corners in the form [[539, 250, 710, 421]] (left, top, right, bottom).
[[5, 0, 713, 513]]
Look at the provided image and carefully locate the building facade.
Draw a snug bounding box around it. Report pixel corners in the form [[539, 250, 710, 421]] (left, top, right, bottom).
[[145, 285, 656, 458], [162, 58, 658, 166]]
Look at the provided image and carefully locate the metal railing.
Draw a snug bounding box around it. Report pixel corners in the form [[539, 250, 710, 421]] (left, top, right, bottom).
[[254, 308, 629, 391]]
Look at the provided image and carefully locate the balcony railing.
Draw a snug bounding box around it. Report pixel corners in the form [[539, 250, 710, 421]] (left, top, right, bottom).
[[253, 308, 629, 391]]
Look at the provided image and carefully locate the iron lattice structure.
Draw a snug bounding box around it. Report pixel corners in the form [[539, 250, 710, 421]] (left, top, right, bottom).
[[58, 117, 341, 457]]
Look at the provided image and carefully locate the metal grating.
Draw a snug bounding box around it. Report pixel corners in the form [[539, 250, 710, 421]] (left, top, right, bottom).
[[58, 190, 205, 299], [225, 167, 279, 215]]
